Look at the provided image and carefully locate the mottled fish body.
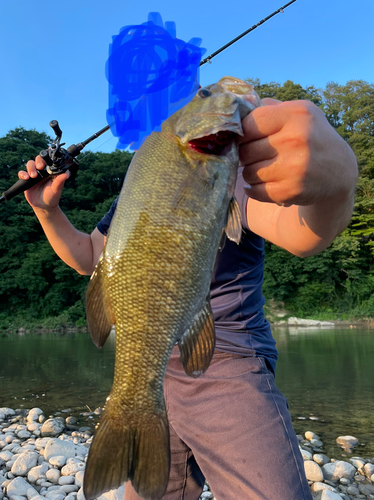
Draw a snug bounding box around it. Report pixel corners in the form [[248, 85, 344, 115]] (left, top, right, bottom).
[[83, 77, 262, 500]]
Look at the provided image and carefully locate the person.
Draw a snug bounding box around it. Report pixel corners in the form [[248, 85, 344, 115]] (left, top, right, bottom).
[[20, 97, 358, 500]]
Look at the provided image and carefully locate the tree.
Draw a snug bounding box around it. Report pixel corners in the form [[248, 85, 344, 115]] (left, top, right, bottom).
[[0, 129, 132, 327]]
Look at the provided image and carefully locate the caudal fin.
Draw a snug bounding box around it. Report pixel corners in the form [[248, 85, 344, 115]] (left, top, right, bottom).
[[83, 406, 170, 500]]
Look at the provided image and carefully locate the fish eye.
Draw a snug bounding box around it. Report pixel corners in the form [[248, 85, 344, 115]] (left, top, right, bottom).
[[197, 88, 211, 98]]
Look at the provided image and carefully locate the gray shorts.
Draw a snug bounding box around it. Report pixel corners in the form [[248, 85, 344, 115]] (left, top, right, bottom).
[[125, 347, 312, 500]]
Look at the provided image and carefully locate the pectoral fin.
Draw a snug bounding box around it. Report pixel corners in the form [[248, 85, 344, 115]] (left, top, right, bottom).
[[85, 256, 114, 348], [178, 298, 215, 377], [225, 197, 242, 244]]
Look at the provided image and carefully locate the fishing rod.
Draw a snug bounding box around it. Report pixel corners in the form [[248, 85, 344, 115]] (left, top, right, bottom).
[[0, 0, 297, 204]]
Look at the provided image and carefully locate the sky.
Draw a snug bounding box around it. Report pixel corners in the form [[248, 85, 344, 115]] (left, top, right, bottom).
[[0, 0, 373, 155]]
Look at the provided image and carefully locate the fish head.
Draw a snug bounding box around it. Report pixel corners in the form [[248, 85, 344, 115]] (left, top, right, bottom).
[[175, 76, 262, 155]]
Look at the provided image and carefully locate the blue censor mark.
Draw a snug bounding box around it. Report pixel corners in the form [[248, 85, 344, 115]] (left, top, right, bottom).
[[106, 12, 206, 150]]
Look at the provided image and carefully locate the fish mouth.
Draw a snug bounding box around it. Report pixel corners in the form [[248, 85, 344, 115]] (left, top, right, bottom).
[[188, 131, 235, 155]]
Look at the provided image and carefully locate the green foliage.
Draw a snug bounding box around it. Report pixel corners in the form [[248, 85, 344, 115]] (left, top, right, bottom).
[[255, 78, 374, 319], [1, 77, 374, 326], [0, 129, 132, 328]]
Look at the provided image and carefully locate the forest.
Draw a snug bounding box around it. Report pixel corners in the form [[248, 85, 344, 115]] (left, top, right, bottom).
[[0, 78, 373, 329]]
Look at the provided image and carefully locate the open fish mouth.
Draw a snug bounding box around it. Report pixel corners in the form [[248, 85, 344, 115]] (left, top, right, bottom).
[[188, 131, 235, 155]]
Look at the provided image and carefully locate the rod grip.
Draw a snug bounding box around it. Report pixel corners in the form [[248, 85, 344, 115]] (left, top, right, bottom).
[[1, 169, 51, 201]]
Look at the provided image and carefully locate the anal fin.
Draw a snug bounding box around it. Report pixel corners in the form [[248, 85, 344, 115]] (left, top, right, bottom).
[[178, 298, 215, 377], [85, 255, 114, 348]]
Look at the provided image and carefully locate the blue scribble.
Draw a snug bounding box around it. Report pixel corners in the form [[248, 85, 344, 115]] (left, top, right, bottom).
[[106, 12, 206, 150]]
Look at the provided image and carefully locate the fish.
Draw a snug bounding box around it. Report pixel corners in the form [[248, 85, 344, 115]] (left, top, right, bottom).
[[83, 76, 262, 500]]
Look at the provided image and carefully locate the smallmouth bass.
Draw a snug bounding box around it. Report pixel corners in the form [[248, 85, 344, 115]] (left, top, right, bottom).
[[83, 76, 262, 500]]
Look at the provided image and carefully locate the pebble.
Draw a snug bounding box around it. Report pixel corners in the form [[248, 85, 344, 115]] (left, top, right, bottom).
[[41, 420, 65, 438], [313, 453, 330, 466], [304, 460, 324, 482], [320, 491, 342, 500], [60, 461, 85, 476], [2, 408, 373, 500], [48, 456, 67, 468], [322, 460, 356, 481], [11, 451, 39, 476], [27, 463, 50, 483], [336, 435, 360, 451]]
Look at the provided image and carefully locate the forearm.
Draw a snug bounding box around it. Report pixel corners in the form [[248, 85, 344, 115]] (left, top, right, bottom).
[[33, 206, 101, 275], [247, 185, 356, 257]]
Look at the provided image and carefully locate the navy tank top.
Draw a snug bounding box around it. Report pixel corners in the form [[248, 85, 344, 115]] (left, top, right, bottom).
[[97, 169, 278, 372]]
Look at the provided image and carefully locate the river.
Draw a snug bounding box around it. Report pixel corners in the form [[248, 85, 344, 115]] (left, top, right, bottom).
[[1, 326, 373, 458]]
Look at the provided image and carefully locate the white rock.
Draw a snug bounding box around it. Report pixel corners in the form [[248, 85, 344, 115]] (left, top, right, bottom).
[[60, 486, 78, 494], [8, 495, 26, 500], [288, 317, 334, 326], [322, 460, 356, 481], [45, 470, 61, 484], [44, 441, 87, 462], [28, 463, 50, 483], [349, 457, 365, 469], [299, 448, 312, 461], [200, 493, 214, 499], [364, 462, 374, 478], [76, 488, 85, 500], [11, 452, 39, 476], [0, 450, 14, 461], [61, 462, 85, 476], [65, 495, 76, 500], [41, 420, 65, 438], [313, 454, 330, 466], [336, 435, 359, 449], [17, 431, 31, 440], [27, 424, 41, 433], [45, 490, 65, 498], [27, 488, 43, 500], [310, 482, 337, 493], [48, 456, 67, 468], [74, 472, 84, 488], [65, 418, 77, 426], [96, 484, 125, 500], [3, 434, 15, 444], [27, 410, 44, 424], [34, 439, 52, 451], [320, 491, 342, 500], [6, 477, 38, 498], [45, 494, 65, 500], [304, 460, 324, 482], [58, 477, 74, 486], [0, 409, 16, 418], [305, 431, 319, 441]]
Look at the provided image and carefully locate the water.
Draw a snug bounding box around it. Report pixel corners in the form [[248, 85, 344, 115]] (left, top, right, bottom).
[[0, 326, 373, 458]]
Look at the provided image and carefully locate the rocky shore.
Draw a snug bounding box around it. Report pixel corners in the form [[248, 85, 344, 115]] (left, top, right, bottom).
[[1, 407, 373, 500]]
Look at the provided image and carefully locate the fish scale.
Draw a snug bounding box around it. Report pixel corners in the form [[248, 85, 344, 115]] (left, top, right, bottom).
[[83, 76, 262, 500]]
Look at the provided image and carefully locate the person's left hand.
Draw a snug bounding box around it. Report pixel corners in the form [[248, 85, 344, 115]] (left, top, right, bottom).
[[238, 98, 358, 207]]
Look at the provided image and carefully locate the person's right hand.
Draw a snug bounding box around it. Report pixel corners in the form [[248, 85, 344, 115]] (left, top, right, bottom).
[[18, 156, 70, 211]]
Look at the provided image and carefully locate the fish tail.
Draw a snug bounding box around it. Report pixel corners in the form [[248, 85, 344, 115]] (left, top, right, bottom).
[[83, 404, 170, 500]]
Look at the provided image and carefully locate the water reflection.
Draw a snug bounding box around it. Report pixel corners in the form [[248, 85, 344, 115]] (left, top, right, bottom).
[[273, 326, 374, 458], [0, 327, 373, 458]]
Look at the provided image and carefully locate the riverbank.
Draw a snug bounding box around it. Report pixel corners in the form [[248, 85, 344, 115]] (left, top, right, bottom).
[[1, 407, 373, 500]]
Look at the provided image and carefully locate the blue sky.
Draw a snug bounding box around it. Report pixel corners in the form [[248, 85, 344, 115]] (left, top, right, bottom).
[[0, 0, 373, 154]]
